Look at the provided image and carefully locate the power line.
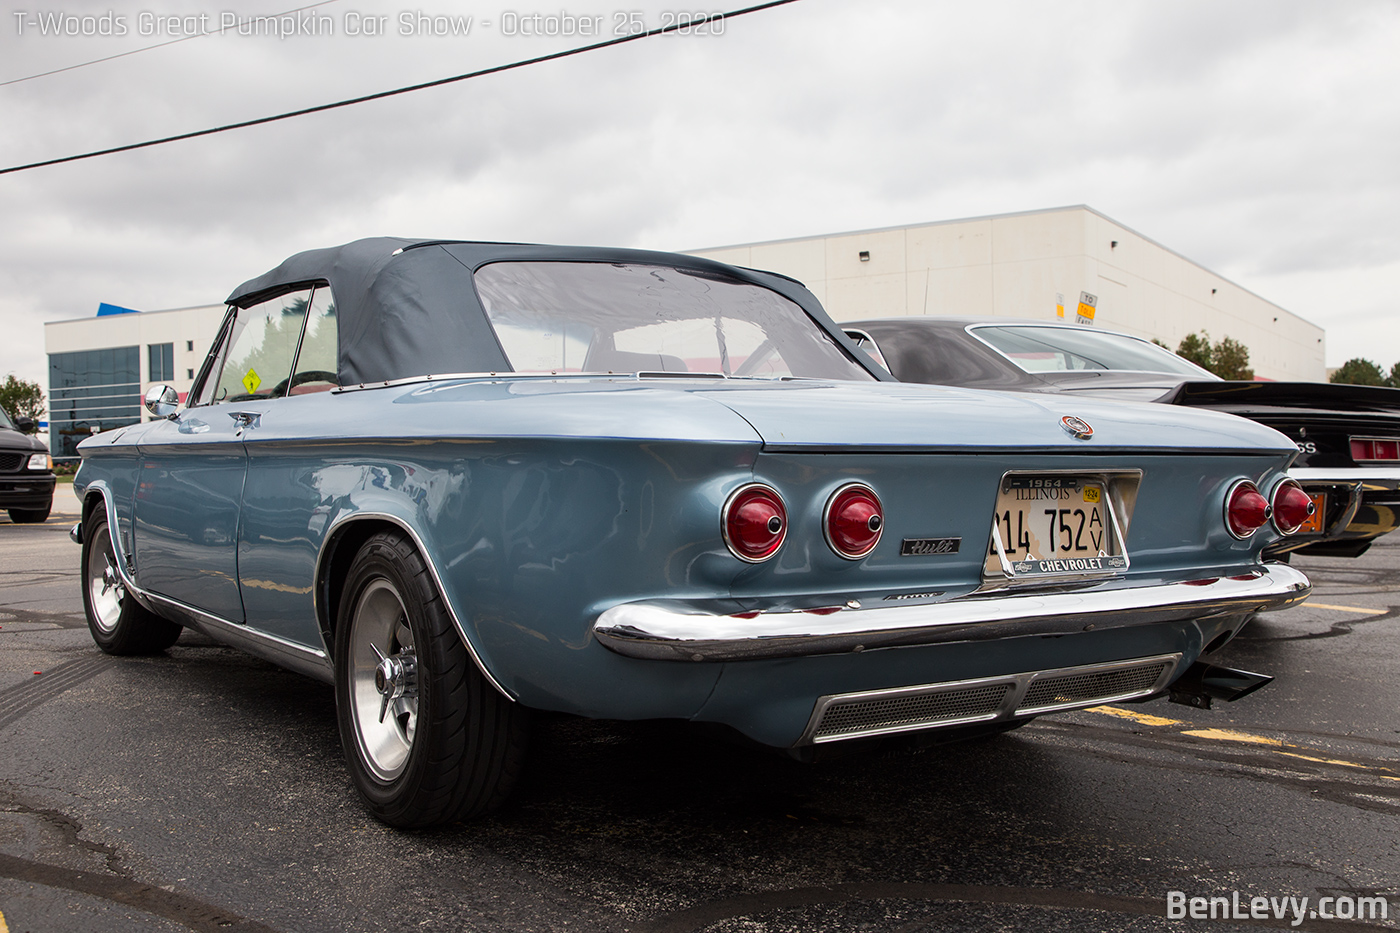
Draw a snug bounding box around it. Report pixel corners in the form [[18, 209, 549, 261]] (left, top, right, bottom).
[[0, 0, 802, 177], [0, 1, 344, 88]]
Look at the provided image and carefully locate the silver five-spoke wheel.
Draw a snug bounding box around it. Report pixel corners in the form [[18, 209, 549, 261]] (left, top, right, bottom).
[[86, 536, 126, 635], [349, 579, 419, 781]]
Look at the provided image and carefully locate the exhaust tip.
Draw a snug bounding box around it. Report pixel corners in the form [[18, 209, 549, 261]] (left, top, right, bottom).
[[1168, 662, 1273, 709]]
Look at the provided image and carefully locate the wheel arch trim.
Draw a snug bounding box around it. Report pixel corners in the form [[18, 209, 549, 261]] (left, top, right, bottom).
[[314, 511, 514, 702]]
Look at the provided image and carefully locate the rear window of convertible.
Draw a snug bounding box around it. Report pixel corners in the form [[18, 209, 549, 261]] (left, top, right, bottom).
[[473, 261, 873, 381]]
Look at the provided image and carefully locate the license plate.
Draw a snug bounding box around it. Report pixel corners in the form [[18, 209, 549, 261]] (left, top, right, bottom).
[[1298, 492, 1326, 534], [985, 475, 1128, 579]]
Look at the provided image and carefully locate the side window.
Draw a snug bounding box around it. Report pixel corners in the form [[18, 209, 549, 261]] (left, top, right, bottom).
[[211, 289, 313, 403], [288, 286, 338, 393]]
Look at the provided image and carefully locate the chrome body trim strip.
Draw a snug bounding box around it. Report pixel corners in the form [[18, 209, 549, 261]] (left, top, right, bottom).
[[314, 511, 514, 702], [592, 564, 1310, 662], [330, 370, 787, 395], [797, 653, 1183, 745], [144, 592, 334, 684]]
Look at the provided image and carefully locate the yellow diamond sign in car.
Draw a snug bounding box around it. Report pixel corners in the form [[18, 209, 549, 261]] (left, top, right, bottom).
[[242, 369, 261, 394]]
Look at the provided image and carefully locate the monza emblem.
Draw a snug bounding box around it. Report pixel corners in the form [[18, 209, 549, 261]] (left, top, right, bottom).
[[1060, 415, 1094, 440]]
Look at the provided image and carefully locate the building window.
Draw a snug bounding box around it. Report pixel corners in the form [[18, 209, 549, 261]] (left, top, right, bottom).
[[186, 340, 194, 352], [148, 343, 175, 382], [187, 368, 195, 379], [48, 346, 141, 460]]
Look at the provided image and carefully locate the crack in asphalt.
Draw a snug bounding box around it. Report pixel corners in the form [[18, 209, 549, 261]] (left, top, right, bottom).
[[1243, 603, 1398, 643], [0, 853, 284, 932], [0, 790, 128, 878], [0, 784, 285, 930], [0, 786, 285, 933]]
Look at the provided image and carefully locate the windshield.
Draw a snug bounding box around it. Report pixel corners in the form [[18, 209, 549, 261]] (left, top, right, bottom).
[[473, 261, 873, 381], [970, 325, 1214, 377]]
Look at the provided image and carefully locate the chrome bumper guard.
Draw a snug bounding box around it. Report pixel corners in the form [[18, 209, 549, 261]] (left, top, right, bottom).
[[592, 564, 1311, 663], [800, 653, 1183, 744]]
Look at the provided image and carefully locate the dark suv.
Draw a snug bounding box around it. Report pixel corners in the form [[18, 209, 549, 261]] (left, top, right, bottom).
[[0, 406, 55, 523]]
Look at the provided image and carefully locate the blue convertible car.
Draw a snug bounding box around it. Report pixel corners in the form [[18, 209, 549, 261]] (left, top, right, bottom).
[[73, 239, 1310, 827]]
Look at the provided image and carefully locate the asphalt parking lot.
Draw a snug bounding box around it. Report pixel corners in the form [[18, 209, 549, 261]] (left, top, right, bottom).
[[1, 485, 1397, 933]]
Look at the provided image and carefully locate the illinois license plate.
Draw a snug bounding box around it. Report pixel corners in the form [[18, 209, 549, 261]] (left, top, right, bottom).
[[985, 475, 1128, 578]]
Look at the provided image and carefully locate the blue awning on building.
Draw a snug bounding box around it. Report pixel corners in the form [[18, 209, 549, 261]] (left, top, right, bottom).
[[96, 302, 140, 316]]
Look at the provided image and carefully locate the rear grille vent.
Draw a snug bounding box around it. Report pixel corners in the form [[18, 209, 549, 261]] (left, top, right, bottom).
[[1018, 662, 1169, 714], [814, 683, 1011, 740], [803, 654, 1180, 744], [0, 453, 25, 473]]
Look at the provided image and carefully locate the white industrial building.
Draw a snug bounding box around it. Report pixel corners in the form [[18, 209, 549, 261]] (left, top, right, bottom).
[[44, 303, 224, 459], [687, 205, 1326, 383]]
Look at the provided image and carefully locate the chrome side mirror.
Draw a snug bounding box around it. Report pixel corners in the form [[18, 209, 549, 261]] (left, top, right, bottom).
[[144, 384, 180, 420]]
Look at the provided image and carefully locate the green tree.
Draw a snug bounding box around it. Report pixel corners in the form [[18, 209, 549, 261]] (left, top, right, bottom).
[[0, 374, 45, 431], [1212, 336, 1254, 381], [1389, 361, 1400, 389], [1174, 331, 1253, 379], [1175, 332, 1214, 371], [1330, 358, 1387, 386]]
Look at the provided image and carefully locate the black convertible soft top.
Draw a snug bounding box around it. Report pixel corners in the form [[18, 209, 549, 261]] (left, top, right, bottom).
[[226, 237, 872, 387]]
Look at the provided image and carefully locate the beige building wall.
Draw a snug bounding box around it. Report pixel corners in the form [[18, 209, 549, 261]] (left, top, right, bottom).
[[689, 206, 1326, 382]]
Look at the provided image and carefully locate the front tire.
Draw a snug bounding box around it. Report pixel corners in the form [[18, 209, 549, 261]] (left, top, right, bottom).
[[334, 531, 528, 828], [81, 512, 181, 654], [8, 505, 51, 524]]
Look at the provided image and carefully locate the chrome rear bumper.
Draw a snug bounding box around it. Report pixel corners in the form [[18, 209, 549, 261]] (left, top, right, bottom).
[[593, 564, 1311, 662]]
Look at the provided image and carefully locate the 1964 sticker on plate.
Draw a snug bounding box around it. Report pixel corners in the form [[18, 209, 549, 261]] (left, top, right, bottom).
[[985, 475, 1128, 578]]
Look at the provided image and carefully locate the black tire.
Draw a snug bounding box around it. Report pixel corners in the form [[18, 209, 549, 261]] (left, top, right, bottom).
[[334, 530, 528, 828], [8, 505, 51, 523], [81, 512, 182, 655]]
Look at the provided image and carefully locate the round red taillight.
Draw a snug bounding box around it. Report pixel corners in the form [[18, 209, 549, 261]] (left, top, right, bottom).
[[824, 483, 884, 559], [723, 484, 787, 562], [1271, 479, 1314, 535], [1225, 480, 1271, 539]]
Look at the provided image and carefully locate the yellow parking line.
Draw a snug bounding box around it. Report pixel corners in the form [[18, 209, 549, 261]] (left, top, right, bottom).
[[1276, 751, 1371, 769], [1181, 728, 1285, 746], [1, 906, 8, 933], [1087, 707, 1399, 777], [1085, 705, 1183, 727], [1303, 601, 1387, 615]]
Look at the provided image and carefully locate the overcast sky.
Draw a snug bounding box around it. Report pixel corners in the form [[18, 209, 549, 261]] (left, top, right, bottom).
[[2, 0, 1398, 390]]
